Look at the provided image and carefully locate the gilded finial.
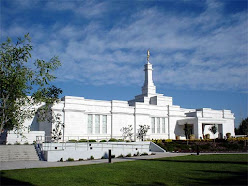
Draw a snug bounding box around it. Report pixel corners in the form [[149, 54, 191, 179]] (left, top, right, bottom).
[[147, 49, 150, 63]]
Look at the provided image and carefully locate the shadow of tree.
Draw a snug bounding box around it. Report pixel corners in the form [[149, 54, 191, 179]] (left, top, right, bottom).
[[143, 159, 247, 165], [190, 169, 247, 185], [0, 176, 34, 185]]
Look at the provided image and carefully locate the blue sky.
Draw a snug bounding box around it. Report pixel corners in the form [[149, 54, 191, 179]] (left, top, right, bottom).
[[1, 0, 247, 127]]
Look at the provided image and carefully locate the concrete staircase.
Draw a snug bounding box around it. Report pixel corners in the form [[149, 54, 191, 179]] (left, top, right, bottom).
[[0, 145, 39, 161]]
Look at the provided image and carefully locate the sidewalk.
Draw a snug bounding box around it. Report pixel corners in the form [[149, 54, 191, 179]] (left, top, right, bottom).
[[1, 152, 246, 171], [0, 152, 190, 170]]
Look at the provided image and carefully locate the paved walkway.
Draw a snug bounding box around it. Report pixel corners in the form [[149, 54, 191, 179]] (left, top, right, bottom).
[[0, 152, 191, 170], [1, 152, 246, 171]]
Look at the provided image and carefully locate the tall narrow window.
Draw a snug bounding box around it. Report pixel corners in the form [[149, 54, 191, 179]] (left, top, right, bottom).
[[157, 117, 160, 133], [151, 117, 155, 133], [95, 115, 100, 134], [102, 115, 107, 134], [162, 118, 165, 133], [88, 114, 93, 134]]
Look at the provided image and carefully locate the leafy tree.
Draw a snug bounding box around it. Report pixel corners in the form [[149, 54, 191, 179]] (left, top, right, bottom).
[[137, 125, 150, 141], [0, 34, 62, 135], [183, 123, 192, 145], [209, 124, 218, 144], [120, 125, 133, 141], [235, 117, 248, 136]]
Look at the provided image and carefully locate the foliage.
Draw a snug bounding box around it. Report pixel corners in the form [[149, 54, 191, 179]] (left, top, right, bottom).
[[183, 123, 191, 139], [0, 34, 62, 134], [226, 133, 231, 138], [235, 117, 248, 135], [1, 155, 247, 186], [137, 125, 150, 141], [89, 156, 94, 160], [108, 138, 118, 142], [141, 152, 148, 156], [49, 113, 64, 142], [209, 124, 218, 144], [100, 140, 107, 142], [209, 124, 218, 135], [205, 134, 210, 139], [67, 158, 74, 161], [155, 139, 247, 152], [78, 139, 87, 142], [88, 140, 96, 142], [67, 139, 77, 143], [126, 153, 132, 157], [120, 125, 133, 141], [117, 154, 124, 158]]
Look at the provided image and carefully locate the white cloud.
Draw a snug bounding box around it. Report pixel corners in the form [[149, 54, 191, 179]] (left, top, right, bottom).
[[2, 0, 247, 92]]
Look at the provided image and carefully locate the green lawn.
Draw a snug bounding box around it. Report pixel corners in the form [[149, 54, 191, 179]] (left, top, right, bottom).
[[1, 154, 247, 185]]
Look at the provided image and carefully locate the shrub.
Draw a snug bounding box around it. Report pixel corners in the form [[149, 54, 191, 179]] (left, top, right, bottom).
[[126, 153, 132, 157], [205, 134, 210, 139], [100, 140, 107, 142], [101, 156, 107, 159], [14, 142, 20, 145], [78, 139, 87, 142], [151, 152, 156, 155], [7, 143, 12, 145], [165, 139, 172, 142], [24, 142, 29, 145], [68, 139, 77, 143], [108, 138, 118, 142], [78, 158, 84, 161], [90, 156, 94, 160], [111, 155, 115, 158], [117, 154, 124, 158], [226, 133, 231, 139], [89, 140, 96, 142], [141, 152, 148, 156], [190, 134, 195, 140], [67, 158, 74, 161], [118, 139, 124, 142]]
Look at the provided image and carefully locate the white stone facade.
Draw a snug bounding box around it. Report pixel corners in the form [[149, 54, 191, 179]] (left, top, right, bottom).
[[6, 57, 235, 144]]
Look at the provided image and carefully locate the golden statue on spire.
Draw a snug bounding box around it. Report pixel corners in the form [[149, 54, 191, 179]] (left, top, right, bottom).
[[147, 49, 150, 63]]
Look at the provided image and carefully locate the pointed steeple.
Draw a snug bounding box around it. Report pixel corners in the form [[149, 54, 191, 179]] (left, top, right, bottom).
[[142, 50, 156, 96]]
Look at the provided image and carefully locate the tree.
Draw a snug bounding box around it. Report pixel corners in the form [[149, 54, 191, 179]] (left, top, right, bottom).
[[120, 125, 133, 141], [209, 124, 218, 144], [0, 34, 62, 135], [183, 123, 191, 145], [235, 117, 248, 136], [137, 125, 150, 141]]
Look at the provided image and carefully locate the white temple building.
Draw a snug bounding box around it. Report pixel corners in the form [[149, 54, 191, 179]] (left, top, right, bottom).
[[6, 51, 235, 144]]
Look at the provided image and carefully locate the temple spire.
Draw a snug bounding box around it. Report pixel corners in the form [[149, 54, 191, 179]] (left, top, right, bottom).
[[142, 50, 156, 96]]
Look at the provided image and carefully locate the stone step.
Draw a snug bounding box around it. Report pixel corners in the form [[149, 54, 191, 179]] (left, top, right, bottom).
[[0, 145, 39, 161]]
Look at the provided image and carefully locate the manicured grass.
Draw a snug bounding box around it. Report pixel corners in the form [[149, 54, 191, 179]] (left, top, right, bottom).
[[1, 154, 247, 185]]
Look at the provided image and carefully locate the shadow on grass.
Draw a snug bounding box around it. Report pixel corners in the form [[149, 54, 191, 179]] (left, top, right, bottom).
[[191, 170, 247, 185], [127, 158, 247, 165], [0, 177, 33, 185], [0, 172, 33, 185], [113, 181, 168, 186]]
